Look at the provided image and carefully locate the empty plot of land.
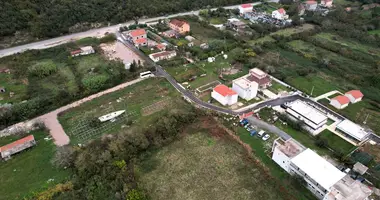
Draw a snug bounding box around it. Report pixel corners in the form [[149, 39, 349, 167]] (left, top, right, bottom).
[[271, 24, 314, 37], [137, 130, 288, 200], [100, 41, 144, 64], [142, 97, 171, 116]]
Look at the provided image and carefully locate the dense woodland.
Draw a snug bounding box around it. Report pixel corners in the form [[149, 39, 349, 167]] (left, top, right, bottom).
[[0, 0, 248, 39]]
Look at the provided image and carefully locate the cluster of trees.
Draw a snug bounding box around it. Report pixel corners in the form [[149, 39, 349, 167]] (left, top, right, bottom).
[[119, 24, 148, 32], [199, 7, 230, 19], [49, 106, 200, 200], [1, 0, 248, 39]]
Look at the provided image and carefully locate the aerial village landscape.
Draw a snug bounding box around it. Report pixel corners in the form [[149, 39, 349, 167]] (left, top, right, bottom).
[[0, 0, 380, 199]]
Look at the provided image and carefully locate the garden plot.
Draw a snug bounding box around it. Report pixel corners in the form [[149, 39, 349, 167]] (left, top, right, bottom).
[[142, 97, 171, 116]]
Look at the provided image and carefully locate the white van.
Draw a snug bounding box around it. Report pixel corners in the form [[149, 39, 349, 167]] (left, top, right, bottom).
[[257, 130, 265, 137]]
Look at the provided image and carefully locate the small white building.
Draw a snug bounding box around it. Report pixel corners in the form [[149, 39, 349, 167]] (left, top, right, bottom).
[[238, 4, 253, 15], [330, 95, 350, 110], [149, 51, 177, 62], [286, 100, 327, 132], [305, 0, 318, 11], [71, 46, 95, 57], [336, 120, 370, 144], [211, 84, 238, 106], [232, 77, 258, 101], [345, 90, 364, 103], [272, 8, 289, 20], [321, 0, 333, 8]]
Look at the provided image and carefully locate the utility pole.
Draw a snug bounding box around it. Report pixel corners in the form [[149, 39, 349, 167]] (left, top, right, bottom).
[[363, 113, 369, 124]]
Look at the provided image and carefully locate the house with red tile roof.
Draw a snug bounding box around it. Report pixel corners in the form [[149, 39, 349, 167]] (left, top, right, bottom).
[[272, 8, 289, 20], [330, 95, 350, 109], [127, 29, 148, 47], [345, 90, 364, 103], [70, 46, 95, 57], [321, 0, 333, 8], [156, 43, 166, 51], [305, 0, 318, 10], [239, 4, 253, 15], [169, 19, 190, 34], [211, 84, 238, 106], [0, 135, 36, 160]]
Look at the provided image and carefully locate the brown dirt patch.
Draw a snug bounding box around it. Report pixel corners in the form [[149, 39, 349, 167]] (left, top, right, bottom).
[[362, 143, 380, 162]]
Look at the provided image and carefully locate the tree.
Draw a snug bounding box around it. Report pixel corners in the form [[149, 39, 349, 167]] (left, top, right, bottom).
[[52, 146, 75, 168], [129, 60, 138, 72], [126, 189, 147, 200]]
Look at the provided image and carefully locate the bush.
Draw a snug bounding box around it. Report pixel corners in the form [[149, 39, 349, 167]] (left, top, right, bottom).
[[28, 60, 58, 78], [99, 34, 116, 43], [81, 74, 109, 92]]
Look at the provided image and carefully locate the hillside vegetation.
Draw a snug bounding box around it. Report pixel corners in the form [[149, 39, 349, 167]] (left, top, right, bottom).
[[0, 0, 247, 39]]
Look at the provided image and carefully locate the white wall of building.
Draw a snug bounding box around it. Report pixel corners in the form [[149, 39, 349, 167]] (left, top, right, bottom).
[[232, 81, 258, 101], [239, 6, 252, 15], [286, 109, 327, 130], [272, 11, 283, 19], [272, 147, 291, 173], [330, 99, 348, 110], [211, 91, 237, 106], [345, 94, 362, 103]]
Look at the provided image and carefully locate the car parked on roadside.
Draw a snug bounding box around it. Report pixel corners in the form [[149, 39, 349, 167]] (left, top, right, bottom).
[[257, 130, 265, 137], [262, 134, 270, 141]]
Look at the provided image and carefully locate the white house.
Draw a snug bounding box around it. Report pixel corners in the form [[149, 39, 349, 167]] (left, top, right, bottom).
[[71, 46, 95, 57], [238, 4, 253, 15], [321, 0, 333, 8], [336, 120, 370, 145], [305, 0, 318, 11], [211, 84, 238, 106], [329, 95, 350, 110], [286, 100, 327, 132], [345, 90, 363, 103], [272, 138, 372, 200], [149, 51, 176, 62], [232, 77, 258, 101], [272, 8, 288, 20]]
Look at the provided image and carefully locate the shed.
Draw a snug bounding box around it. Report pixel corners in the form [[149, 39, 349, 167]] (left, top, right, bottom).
[[353, 162, 368, 175]]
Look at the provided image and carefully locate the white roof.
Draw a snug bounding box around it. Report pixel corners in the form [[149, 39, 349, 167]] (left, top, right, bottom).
[[233, 77, 257, 89], [250, 68, 266, 77], [227, 18, 240, 22], [336, 120, 369, 141], [291, 149, 346, 190], [80, 46, 94, 51], [288, 100, 327, 125]]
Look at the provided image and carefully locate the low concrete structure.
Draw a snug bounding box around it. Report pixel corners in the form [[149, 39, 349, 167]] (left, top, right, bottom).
[[336, 120, 370, 144], [286, 100, 328, 131], [0, 135, 36, 160], [149, 51, 176, 62], [353, 162, 368, 175], [211, 84, 238, 106]]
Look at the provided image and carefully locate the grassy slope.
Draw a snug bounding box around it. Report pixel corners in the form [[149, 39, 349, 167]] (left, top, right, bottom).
[[137, 132, 288, 200], [0, 130, 71, 200]]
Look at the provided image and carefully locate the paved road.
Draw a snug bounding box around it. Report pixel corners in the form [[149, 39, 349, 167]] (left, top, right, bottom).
[[246, 116, 291, 140], [0, 3, 261, 58]]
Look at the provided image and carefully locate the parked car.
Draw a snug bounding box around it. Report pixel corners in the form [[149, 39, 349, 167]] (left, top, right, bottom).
[[257, 130, 265, 137], [246, 126, 252, 132], [250, 129, 257, 136], [262, 134, 270, 141], [240, 119, 249, 126]]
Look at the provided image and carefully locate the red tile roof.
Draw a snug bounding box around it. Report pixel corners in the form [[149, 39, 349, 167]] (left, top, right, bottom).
[[134, 38, 147, 44], [306, 0, 317, 4], [346, 90, 364, 99], [0, 135, 35, 152], [151, 51, 175, 59], [70, 49, 82, 55], [129, 29, 146, 37], [157, 43, 165, 50], [241, 4, 252, 8], [246, 75, 271, 86], [278, 8, 286, 14], [214, 84, 237, 97], [332, 95, 350, 105], [170, 19, 188, 28]]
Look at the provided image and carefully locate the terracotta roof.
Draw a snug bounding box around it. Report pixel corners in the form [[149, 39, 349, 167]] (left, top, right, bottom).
[[134, 38, 147, 44], [246, 75, 271, 86], [332, 95, 350, 105], [213, 84, 237, 97], [240, 111, 254, 120], [151, 51, 175, 59], [157, 43, 165, 49], [306, 0, 317, 4], [70, 49, 82, 55], [241, 4, 252, 8], [0, 135, 35, 152], [170, 19, 188, 28], [129, 29, 146, 37], [346, 90, 364, 99], [278, 8, 286, 14]]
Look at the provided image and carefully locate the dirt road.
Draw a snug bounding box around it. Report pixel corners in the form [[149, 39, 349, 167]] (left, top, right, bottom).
[[32, 78, 143, 146]]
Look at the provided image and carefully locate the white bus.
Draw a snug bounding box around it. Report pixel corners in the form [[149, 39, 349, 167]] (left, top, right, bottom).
[[140, 71, 154, 79]]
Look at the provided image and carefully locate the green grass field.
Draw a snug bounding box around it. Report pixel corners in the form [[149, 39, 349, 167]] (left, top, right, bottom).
[[271, 24, 314, 37], [58, 78, 180, 144], [319, 130, 355, 155], [249, 36, 275, 45], [137, 128, 292, 200], [209, 17, 227, 24], [368, 30, 380, 36], [0, 73, 28, 104], [0, 130, 71, 200], [286, 75, 338, 97], [268, 81, 291, 94]]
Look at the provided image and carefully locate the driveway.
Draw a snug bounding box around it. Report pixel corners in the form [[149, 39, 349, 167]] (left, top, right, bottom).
[[246, 116, 291, 140]]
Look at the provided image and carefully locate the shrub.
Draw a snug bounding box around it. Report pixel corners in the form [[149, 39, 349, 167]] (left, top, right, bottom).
[[81, 74, 109, 92], [28, 60, 58, 78]]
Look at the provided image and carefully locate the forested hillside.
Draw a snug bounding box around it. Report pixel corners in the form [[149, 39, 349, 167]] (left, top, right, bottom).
[[0, 0, 245, 39]]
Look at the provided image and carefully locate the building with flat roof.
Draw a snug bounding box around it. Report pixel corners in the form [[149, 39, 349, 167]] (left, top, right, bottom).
[[272, 138, 372, 200], [336, 120, 370, 143], [149, 51, 176, 62], [286, 100, 328, 131], [232, 76, 258, 101]]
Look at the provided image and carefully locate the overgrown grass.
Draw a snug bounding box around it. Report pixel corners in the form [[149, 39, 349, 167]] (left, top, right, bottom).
[[368, 30, 380, 36], [0, 130, 71, 200], [137, 131, 291, 200], [286, 75, 338, 97], [319, 130, 355, 155]]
